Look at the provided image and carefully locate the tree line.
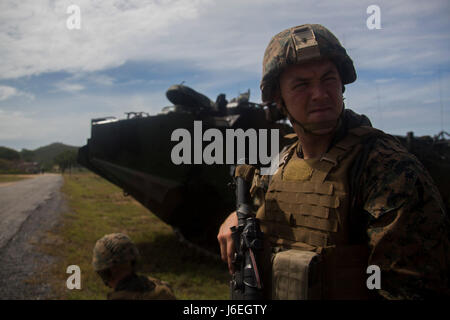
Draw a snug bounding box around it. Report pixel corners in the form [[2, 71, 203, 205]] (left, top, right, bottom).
[[0, 146, 79, 174]]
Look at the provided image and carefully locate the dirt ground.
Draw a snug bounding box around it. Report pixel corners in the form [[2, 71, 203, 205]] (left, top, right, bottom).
[[0, 174, 64, 299]]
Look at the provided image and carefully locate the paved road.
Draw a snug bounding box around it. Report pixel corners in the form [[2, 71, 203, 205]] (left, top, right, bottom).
[[0, 174, 64, 299]]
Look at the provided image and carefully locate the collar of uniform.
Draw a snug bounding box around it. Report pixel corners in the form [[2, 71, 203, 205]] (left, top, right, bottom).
[[296, 109, 372, 159], [114, 273, 139, 291]]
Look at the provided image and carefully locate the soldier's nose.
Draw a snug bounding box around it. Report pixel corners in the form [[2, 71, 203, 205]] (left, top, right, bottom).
[[310, 83, 329, 101]]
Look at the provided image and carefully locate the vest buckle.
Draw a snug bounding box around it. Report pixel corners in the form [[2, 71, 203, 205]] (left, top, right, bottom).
[[320, 155, 338, 166]]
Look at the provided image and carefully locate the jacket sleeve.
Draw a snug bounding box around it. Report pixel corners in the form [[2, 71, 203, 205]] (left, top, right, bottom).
[[360, 137, 450, 299]]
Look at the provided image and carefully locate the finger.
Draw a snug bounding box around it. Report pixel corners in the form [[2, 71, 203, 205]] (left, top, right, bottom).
[[217, 233, 227, 263], [227, 237, 235, 274]]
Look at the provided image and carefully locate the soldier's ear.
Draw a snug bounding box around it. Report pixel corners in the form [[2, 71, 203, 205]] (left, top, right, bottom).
[[273, 85, 287, 116], [277, 100, 287, 116]]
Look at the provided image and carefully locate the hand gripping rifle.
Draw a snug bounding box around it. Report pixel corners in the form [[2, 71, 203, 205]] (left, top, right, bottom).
[[230, 167, 264, 300]]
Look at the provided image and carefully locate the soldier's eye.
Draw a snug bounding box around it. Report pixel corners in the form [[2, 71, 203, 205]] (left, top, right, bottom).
[[323, 77, 337, 83], [293, 82, 307, 90]]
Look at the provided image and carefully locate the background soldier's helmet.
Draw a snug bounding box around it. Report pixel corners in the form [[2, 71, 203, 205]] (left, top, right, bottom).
[[92, 233, 140, 272], [260, 24, 357, 104]]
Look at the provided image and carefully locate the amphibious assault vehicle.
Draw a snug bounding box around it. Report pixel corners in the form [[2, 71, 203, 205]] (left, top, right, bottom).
[[78, 85, 293, 253], [78, 84, 450, 254]]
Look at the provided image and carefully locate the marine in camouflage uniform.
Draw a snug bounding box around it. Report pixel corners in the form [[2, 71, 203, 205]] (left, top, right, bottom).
[[92, 233, 176, 300], [218, 24, 449, 299], [107, 274, 176, 300]]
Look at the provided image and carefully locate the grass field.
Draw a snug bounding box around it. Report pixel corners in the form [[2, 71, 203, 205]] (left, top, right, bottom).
[[40, 172, 229, 300], [0, 174, 33, 183]]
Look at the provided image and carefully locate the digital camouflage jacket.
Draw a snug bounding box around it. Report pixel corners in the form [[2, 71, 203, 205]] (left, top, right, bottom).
[[250, 109, 449, 299], [107, 274, 176, 300]]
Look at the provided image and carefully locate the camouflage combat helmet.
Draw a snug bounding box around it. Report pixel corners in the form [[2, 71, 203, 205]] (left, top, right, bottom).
[[260, 24, 356, 103], [92, 233, 140, 272]]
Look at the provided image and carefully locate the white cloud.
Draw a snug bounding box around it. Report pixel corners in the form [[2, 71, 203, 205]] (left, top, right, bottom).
[[345, 71, 450, 134], [50, 73, 115, 93], [0, 0, 213, 79], [88, 74, 115, 86], [0, 87, 173, 150], [0, 106, 97, 148], [53, 82, 85, 92], [0, 85, 34, 101], [0, 86, 18, 101], [1, 0, 448, 80], [0, 109, 36, 139], [374, 78, 395, 84], [0, 0, 449, 149]]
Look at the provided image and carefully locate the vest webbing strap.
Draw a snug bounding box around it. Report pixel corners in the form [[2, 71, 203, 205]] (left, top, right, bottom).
[[262, 222, 329, 247], [266, 200, 330, 219], [267, 192, 339, 208], [264, 209, 338, 232], [308, 129, 375, 183], [269, 180, 334, 195]]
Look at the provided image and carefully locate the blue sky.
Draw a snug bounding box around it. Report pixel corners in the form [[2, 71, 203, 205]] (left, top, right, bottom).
[[0, 0, 449, 150]]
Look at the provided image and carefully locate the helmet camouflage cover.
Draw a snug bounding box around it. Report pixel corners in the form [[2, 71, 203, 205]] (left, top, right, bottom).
[[260, 24, 356, 103], [92, 233, 140, 272]]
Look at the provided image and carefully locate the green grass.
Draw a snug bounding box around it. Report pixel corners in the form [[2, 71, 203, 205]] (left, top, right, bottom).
[[40, 172, 229, 300], [0, 174, 32, 183]]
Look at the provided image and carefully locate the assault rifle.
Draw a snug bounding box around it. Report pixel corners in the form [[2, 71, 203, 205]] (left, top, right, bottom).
[[230, 173, 264, 300]]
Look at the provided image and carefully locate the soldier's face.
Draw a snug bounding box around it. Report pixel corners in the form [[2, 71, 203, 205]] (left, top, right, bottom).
[[277, 59, 344, 135], [97, 270, 113, 287]]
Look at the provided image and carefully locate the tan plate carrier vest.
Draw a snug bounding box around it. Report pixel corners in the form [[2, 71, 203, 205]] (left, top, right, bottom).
[[256, 126, 383, 300]]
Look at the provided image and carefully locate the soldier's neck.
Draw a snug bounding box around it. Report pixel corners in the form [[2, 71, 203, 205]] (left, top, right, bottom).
[[109, 267, 134, 289], [296, 130, 334, 159]]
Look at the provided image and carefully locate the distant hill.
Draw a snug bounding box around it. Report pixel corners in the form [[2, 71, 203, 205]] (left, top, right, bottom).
[[0, 146, 23, 173], [25, 143, 80, 170], [0, 143, 80, 173], [29, 142, 78, 163], [0, 146, 21, 161]]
